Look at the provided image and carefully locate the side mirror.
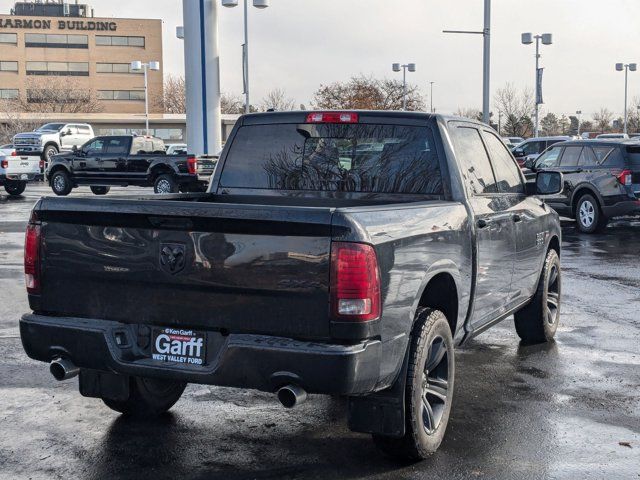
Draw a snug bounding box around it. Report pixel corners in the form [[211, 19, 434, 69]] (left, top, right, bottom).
[[72, 145, 78, 153], [513, 148, 525, 158], [528, 171, 563, 196], [524, 157, 536, 170]]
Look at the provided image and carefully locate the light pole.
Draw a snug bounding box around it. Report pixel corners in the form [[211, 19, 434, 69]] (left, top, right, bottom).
[[521, 32, 553, 138], [443, 0, 491, 124], [576, 110, 582, 137], [429, 81, 435, 113], [392, 63, 416, 110], [615, 62, 637, 135], [222, 0, 269, 114], [131, 60, 160, 136]]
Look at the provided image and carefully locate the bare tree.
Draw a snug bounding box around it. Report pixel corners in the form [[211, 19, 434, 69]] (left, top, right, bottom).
[[260, 88, 296, 112], [312, 75, 425, 111], [155, 74, 186, 114], [9, 77, 103, 114], [0, 104, 40, 144], [454, 107, 482, 121], [626, 96, 640, 134], [221, 92, 245, 114], [592, 107, 614, 133], [494, 83, 535, 137]]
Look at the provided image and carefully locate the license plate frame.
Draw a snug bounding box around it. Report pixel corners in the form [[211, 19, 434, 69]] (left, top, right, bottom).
[[151, 327, 207, 366]]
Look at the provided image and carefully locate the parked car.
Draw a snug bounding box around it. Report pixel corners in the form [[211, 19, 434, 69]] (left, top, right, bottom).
[[46, 135, 214, 195], [502, 136, 525, 147], [596, 133, 629, 140], [166, 143, 188, 155], [20, 111, 563, 460], [13, 123, 95, 162], [512, 136, 572, 167], [0, 148, 42, 196], [528, 139, 640, 232]]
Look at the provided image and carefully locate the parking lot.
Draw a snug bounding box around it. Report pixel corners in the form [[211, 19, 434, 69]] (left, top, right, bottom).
[[1, 184, 639, 480]]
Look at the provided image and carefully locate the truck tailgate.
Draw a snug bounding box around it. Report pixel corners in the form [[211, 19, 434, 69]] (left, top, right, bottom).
[[4, 155, 40, 178], [35, 197, 335, 340]]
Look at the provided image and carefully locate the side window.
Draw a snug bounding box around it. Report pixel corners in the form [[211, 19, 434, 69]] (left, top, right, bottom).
[[592, 147, 614, 165], [602, 147, 624, 167], [560, 146, 582, 167], [84, 139, 104, 155], [577, 147, 597, 167], [451, 126, 497, 195], [78, 126, 91, 135], [522, 141, 542, 156], [535, 147, 562, 168], [105, 138, 129, 155], [482, 131, 524, 193]]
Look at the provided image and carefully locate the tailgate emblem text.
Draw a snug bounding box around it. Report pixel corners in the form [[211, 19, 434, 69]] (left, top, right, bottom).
[[160, 243, 186, 275]]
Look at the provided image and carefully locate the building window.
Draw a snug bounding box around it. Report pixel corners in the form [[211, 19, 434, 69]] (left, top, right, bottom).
[[25, 33, 88, 49], [96, 63, 143, 74], [96, 35, 145, 47], [27, 89, 91, 104], [0, 33, 17, 45], [0, 89, 19, 100], [26, 61, 89, 76], [0, 61, 18, 72], [98, 90, 146, 101]]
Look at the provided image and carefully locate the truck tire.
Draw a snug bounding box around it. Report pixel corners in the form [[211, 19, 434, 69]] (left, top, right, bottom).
[[43, 144, 59, 162], [575, 194, 607, 233], [50, 170, 72, 196], [373, 308, 455, 460], [514, 249, 561, 344], [90, 186, 110, 195], [102, 376, 186, 418], [154, 174, 179, 194], [4, 181, 26, 196]]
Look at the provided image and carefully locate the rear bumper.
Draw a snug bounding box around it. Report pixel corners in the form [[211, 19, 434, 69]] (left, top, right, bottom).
[[20, 313, 381, 395], [602, 200, 640, 218]]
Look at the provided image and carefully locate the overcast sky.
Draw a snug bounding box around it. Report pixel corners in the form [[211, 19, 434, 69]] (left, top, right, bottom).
[[3, 0, 640, 119]]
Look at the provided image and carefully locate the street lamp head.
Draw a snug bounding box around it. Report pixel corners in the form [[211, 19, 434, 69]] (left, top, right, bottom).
[[616, 63, 624, 72], [392, 63, 401, 72], [541, 33, 553, 45], [630, 63, 638, 72], [407, 63, 416, 73], [521, 33, 533, 45], [130, 60, 142, 71], [149, 61, 160, 71], [222, 0, 238, 7], [253, 0, 269, 8]]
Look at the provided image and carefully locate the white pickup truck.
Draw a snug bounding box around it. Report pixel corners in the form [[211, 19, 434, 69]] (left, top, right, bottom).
[[13, 123, 95, 162], [0, 144, 41, 196]]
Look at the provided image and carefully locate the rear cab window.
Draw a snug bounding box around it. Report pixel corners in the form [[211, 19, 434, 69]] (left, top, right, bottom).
[[219, 123, 443, 195]]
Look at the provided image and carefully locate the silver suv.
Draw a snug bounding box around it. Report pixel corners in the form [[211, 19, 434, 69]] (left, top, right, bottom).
[[13, 123, 95, 162]]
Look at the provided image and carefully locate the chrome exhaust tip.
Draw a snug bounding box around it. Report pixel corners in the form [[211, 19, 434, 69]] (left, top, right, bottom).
[[277, 384, 307, 409], [50, 358, 79, 381]]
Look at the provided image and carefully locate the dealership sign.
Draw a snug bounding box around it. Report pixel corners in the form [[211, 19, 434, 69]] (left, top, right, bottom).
[[0, 18, 117, 31]]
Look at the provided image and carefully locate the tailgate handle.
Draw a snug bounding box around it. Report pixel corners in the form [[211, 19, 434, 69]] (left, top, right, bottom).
[[149, 216, 194, 230]]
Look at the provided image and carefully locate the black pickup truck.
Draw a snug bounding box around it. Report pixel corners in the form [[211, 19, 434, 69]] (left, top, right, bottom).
[[46, 135, 215, 196], [20, 111, 563, 460]]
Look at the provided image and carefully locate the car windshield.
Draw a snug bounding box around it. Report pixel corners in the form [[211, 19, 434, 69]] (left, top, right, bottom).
[[36, 124, 65, 132]]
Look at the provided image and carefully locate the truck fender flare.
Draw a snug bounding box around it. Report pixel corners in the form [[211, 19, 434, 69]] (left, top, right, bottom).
[[147, 161, 178, 179], [411, 260, 465, 338]]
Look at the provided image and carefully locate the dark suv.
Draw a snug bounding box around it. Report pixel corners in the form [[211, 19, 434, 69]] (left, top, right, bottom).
[[530, 140, 640, 232]]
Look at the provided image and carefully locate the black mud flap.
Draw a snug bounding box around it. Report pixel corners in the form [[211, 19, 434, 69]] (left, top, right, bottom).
[[347, 348, 409, 438], [79, 369, 130, 402]]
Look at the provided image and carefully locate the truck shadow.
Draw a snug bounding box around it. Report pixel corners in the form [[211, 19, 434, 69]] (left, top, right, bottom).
[[84, 328, 561, 480]]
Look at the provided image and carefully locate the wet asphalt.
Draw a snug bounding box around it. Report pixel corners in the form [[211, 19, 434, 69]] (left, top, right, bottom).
[[0, 184, 638, 480]]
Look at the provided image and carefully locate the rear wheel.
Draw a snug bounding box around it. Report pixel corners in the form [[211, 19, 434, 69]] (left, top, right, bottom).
[[514, 249, 561, 344], [4, 181, 26, 196], [154, 174, 179, 194], [373, 308, 455, 460], [50, 170, 72, 196], [102, 376, 186, 418], [575, 194, 607, 233], [90, 186, 110, 195]]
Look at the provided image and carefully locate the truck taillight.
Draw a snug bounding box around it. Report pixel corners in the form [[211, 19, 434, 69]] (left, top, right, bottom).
[[306, 112, 359, 124], [11, 151, 17, 156], [24, 223, 41, 295], [0, 159, 7, 169], [187, 155, 198, 175], [330, 242, 381, 322], [39, 160, 45, 170], [617, 169, 633, 186]]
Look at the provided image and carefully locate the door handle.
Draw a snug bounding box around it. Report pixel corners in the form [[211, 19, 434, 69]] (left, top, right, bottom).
[[477, 219, 489, 229], [513, 214, 522, 223]]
